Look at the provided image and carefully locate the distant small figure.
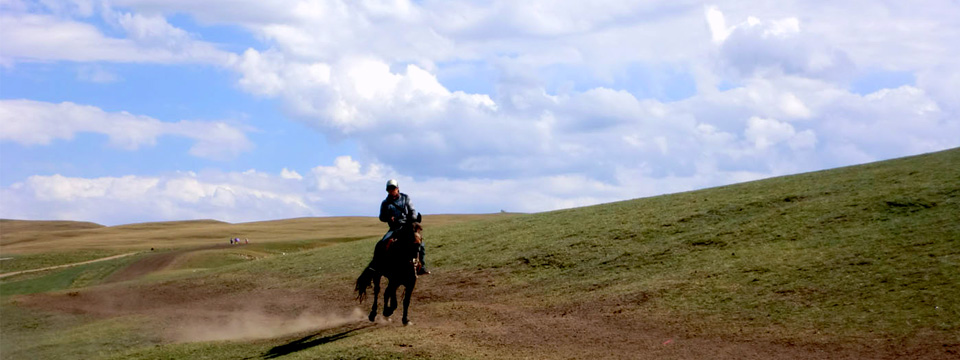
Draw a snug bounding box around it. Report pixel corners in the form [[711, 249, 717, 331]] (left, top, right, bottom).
[[244, 238, 249, 244]]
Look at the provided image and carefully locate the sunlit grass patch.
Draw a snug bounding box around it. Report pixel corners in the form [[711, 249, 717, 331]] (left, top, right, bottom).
[[0, 254, 145, 296]]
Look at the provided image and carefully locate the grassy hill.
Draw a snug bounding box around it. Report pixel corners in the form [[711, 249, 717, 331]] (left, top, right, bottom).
[[1, 148, 957, 359], [427, 147, 959, 341], [0, 219, 104, 238]]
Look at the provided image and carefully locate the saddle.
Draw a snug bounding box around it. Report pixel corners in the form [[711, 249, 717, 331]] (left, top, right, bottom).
[[384, 237, 398, 251], [379, 222, 424, 273]]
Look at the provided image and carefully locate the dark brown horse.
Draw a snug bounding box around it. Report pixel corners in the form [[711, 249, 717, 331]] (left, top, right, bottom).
[[355, 222, 423, 326]]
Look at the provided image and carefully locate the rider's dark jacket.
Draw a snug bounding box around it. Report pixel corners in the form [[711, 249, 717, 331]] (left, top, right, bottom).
[[380, 193, 418, 231], [378, 192, 426, 269]]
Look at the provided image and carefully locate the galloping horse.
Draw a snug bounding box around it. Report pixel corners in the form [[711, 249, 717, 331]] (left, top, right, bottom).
[[355, 222, 423, 326]]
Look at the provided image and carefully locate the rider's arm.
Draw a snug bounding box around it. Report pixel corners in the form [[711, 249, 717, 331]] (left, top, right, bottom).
[[379, 200, 392, 223], [405, 196, 420, 223]]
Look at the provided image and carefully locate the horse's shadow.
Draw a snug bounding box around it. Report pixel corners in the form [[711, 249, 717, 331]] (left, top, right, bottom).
[[260, 323, 374, 359]]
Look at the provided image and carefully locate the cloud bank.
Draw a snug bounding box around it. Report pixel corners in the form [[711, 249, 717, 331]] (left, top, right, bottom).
[[0, 100, 253, 160], [2, 1, 959, 225]]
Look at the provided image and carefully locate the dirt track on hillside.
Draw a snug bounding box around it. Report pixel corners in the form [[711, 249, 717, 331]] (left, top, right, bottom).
[[0, 243, 232, 280], [0, 252, 138, 279], [102, 244, 233, 283], [14, 259, 957, 359]]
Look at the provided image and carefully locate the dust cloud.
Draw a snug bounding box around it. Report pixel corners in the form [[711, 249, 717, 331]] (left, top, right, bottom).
[[169, 307, 365, 343]]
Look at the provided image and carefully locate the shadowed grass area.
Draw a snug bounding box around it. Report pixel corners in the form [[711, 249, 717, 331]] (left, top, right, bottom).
[[102, 324, 482, 360], [0, 305, 160, 360]]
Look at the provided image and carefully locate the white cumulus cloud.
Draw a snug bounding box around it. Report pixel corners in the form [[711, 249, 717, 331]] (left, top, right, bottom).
[[0, 7, 232, 65], [1, 171, 314, 225], [708, 7, 853, 80], [0, 156, 776, 225], [744, 116, 815, 150], [0, 99, 253, 160]]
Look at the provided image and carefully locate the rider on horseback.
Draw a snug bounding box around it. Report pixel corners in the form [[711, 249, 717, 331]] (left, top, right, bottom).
[[380, 179, 430, 275]]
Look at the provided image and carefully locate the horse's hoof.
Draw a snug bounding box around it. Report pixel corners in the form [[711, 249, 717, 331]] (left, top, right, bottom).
[[368, 313, 377, 322], [402, 319, 412, 326]]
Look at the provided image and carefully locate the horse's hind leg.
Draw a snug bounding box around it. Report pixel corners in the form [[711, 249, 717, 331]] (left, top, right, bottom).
[[368, 276, 381, 322], [383, 282, 399, 318], [402, 280, 416, 326]]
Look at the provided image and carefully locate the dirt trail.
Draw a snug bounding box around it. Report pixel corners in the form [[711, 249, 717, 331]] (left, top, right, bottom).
[[104, 244, 231, 283], [1, 243, 235, 281], [14, 268, 958, 359], [0, 252, 139, 279]]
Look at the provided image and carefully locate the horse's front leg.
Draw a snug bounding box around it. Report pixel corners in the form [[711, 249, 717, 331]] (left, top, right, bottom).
[[368, 275, 381, 322], [402, 277, 416, 326]]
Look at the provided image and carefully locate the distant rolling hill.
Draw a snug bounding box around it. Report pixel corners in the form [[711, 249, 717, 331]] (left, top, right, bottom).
[[0, 219, 104, 238], [0, 214, 513, 254]]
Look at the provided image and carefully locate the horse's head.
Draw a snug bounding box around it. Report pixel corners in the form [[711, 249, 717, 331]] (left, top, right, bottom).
[[390, 222, 422, 248], [412, 222, 423, 244]]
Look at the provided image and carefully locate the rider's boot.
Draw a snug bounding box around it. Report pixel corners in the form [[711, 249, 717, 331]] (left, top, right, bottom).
[[417, 244, 430, 275]]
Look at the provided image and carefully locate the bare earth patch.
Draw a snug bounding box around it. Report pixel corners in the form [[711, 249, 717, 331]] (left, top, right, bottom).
[[14, 262, 957, 359]]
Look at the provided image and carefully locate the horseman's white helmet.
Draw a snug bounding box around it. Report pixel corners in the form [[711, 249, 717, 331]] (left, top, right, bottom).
[[386, 179, 399, 190]]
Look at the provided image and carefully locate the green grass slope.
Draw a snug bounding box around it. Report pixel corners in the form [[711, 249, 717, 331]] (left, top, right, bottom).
[[427, 147, 959, 339]]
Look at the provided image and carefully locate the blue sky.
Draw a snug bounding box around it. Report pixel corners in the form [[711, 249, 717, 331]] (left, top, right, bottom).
[[1, 0, 958, 225], [1, 61, 350, 183]]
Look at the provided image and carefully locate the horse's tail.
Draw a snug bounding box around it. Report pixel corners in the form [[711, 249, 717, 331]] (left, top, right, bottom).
[[355, 262, 377, 303]]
